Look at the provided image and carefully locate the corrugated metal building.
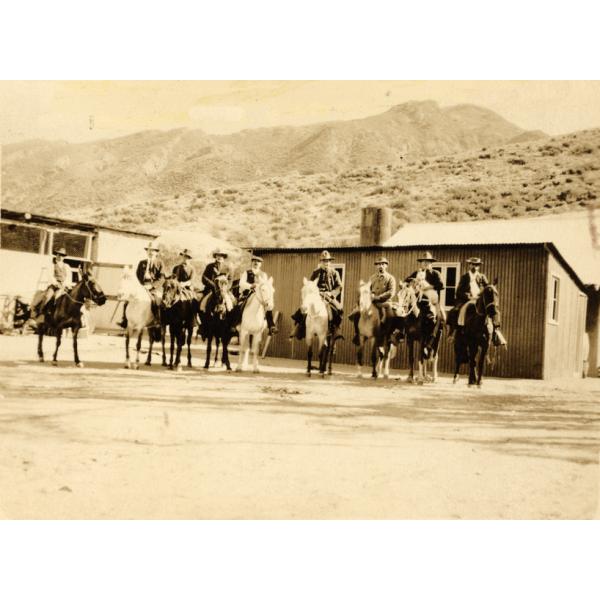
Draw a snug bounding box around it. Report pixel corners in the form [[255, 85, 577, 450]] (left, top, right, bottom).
[[0, 209, 155, 331], [253, 210, 599, 379]]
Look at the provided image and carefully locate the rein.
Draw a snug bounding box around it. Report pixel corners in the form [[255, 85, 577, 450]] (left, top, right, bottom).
[[64, 279, 93, 306]]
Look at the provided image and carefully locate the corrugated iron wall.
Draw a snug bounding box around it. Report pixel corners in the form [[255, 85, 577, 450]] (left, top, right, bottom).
[[543, 252, 588, 378], [262, 244, 548, 378]]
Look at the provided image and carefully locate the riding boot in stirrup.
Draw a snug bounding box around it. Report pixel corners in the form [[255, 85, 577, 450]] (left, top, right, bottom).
[[265, 310, 278, 335]]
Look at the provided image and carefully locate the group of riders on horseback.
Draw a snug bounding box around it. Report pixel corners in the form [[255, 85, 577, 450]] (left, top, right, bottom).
[[28, 240, 505, 384]]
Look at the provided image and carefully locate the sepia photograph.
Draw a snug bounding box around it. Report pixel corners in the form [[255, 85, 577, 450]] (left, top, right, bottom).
[[1, 80, 599, 521]]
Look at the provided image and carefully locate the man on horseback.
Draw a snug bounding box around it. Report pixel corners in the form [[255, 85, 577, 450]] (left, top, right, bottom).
[[448, 258, 506, 345], [30, 247, 72, 324], [198, 249, 234, 337], [118, 240, 164, 328], [290, 250, 343, 340], [234, 255, 278, 335], [348, 256, 396, 345], [405, 251, 446, 320], [171, 248, 196, 299]]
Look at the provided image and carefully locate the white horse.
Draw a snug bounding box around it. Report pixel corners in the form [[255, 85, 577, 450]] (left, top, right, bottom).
[[356, 280, 395, 379], [300, 278, 332, 377], [117, 266, 156, 370], [236, 276, 275, 373]]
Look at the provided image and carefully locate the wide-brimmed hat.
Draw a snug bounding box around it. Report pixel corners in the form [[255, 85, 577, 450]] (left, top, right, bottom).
[[467, 257, 483, 265], [213, 249, 228, 258], [179, 248, 192, 259], [320, 250, 333, 261], [250, 255, 263, 263], [417, 251, 436, 262], [53, 247, 67, 256], [374, 256, 389, 265], [144, 240, 160, 252]]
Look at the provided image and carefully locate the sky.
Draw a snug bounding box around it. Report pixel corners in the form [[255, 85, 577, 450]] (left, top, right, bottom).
[[1, 81, 600, 145]]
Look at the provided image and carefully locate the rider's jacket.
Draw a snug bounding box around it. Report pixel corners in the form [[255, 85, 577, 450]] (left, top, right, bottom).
[[310, 267, 342, 297], [369, 271, 396, 304], [172, 263, 196, 286], [239, 268, 268, 297], [456, 271, 489, 305], [53, 260, 70, 287], [136, 258, 165, 286], [201, 261, 225, 292], [406, 268, 444, 293]]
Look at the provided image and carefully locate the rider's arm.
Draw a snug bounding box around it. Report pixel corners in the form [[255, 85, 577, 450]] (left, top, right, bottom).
[[330, 269, 342, 296], [135, 261, 146, 285], [201, 265, 215, 290], [239, 271, 251, 293]]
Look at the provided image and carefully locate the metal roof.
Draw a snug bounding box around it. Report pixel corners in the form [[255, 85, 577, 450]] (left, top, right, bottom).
[[0, 208, 155, 238]]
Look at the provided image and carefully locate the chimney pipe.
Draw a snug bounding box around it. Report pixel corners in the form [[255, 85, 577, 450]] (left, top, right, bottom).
[[360, 207, 392, 246]]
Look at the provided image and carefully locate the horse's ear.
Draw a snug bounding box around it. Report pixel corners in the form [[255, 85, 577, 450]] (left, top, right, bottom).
[[359, 279, 365, 286], [303, 277, 308, 285], [268, 276, 274, 285]]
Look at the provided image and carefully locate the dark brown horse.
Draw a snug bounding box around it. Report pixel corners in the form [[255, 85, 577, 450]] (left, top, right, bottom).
[[37, 269, 106, 367], [452, 283, 501, 386], [201, 275, 236, 370], [160, 277, 198, 371]]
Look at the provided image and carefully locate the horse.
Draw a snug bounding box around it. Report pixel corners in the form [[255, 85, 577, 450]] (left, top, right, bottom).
[[117, 266, 161, 370], [37, 268, 106, 367], [300, 278, 335, 377], [202, 275, 236, 370], [452, 282, 500, 386], [236, 276, 275, 373], [355, 280, 392, 378], [384, 282, 441, 383], [161, 277, 198, 371]]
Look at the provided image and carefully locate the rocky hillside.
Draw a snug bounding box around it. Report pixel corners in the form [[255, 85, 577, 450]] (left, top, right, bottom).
[[2, 100, 542, 215]]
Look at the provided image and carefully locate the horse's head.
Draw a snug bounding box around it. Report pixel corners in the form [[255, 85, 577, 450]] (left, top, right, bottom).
[[358, 280, 372, 312], [255, 276, 275, 311], [479, 281, 500, 320], [81, 267, 107, 306], [300, 277, 320, 314], [117, 266, 141, 302], [213, 274, 231, 315], [396, 282, 419, 318], [162, 276, 180, 309]]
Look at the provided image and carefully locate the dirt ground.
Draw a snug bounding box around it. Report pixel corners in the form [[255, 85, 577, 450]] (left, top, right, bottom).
[[0, 332, 599, 519]]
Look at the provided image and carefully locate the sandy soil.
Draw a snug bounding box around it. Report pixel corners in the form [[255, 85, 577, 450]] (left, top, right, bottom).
[[0, 332, 599, 519]]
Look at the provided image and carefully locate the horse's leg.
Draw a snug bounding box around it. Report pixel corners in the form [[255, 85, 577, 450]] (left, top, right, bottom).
[[222, 335, 232, 371], [73, 327, 83, 367], [468, 340, 477, 386], [38, 331, 44, 362], [371, 338, 379, 379], [124, 330, 131, 369], [356, 336, 364, 378], [327, 333, 335, 376], [252, 333, 261, 374], [407, 340, 414, 383], [135, 329, 143, 370], [307, 340, 313, 377], [186, 325, 193, 368], [204, 335, 212, 369], [161, 324, 167, 367], [146, 328, 154, 366], [318, 334, 328, 377], [432, 353, 438, 382], [52, 329, 62, 364], [236, 330, 246, 372], [169, 326, 175, 369], [477, 341, 488, 387]]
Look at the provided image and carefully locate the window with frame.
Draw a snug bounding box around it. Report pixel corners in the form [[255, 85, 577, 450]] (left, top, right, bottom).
[[432, 262, 460, 309], [0, 222, 44, 254], [550, 275, 560, 323], [52, 231, 90, 259], [331, 263, 346, 306]]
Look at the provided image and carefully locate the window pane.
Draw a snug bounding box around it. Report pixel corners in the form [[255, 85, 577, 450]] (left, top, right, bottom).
[[53, 232, 87, 258], [0, 223, 42, 253], [432, 266, 442, 274], [446, 288, 456, 306], [446, 267, 456, 287]]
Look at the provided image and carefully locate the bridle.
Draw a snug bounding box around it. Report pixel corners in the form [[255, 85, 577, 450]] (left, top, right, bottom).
[[476, 285, 499, 317], [252, 281, 273, 311], [65, 278, 96, 306], [301, 283, 324, 317]]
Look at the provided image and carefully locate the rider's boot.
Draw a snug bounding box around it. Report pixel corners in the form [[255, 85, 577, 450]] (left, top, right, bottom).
[[265, 310, 278, 335]]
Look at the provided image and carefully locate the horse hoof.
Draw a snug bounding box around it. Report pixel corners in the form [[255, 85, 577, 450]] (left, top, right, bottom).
[[76, 362, 84, 368], [176, 365, 182, 373], [38, 357, 44, 363], [253, 368, 260, 374], [52, 361, 58, 367], [307, 372, 311, 378], [235, 366, 243, 373], [383, 374, 389, 380], [133, 363, 140, 370], [406, 377, 414, 384]]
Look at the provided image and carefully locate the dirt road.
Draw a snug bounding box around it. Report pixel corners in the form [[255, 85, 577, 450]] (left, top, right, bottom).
[[0, 333, 599, 519]]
